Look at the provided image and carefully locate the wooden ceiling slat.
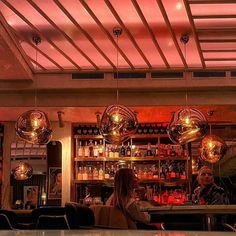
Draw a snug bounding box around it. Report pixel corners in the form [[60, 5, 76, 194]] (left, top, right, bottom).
[[27, 0, 99, 70], [131, 0, 169, 68], [156, 0, 187, 68], [193, 14, 236, 19], [184, 0, 205, 68], [2, 0, 79, 71], [200, 39, 236, 43], [197, 27, 236, 32], [28, 57, 46, 71], [53, 0, 116, 70], [105, 0, 152, 69], [205, 58, 236, 61], [189, 0, 236, 4], [79, 0, 134, 70], [203, 49, 236, 52]]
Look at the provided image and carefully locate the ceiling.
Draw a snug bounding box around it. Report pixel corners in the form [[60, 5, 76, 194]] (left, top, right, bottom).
[[1, 0, 236, 74], [0, 0, 236, 123]]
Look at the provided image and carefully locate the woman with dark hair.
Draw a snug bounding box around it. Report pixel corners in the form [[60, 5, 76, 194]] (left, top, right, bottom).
[[106, 168, 150, 224]]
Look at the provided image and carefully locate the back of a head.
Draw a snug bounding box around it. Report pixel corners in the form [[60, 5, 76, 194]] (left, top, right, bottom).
[[113, 168, 137, 211]]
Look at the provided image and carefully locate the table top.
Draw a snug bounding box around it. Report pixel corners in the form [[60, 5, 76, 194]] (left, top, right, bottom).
[[0, 230, 235, 236], [141, 204, 236, 214]]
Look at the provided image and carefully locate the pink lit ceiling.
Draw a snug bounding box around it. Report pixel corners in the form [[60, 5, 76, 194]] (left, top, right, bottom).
[[1, 0, 236, 74]]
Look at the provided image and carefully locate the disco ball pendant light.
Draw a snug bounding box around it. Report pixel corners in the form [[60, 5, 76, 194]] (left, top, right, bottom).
[[12, 161, 33, 180], [167, 35, 208, 144], [15, 35, 52, 145], [99, 27, 138, 144]]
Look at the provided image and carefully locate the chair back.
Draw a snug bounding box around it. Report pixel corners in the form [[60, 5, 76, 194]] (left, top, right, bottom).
[[0, 214, 14, 230], [90, 205, 136, 229], [36, 215, 70, 229], [0, 210, 18, 228], [65, 202, 95, 229], [31, 206, 66, 224]]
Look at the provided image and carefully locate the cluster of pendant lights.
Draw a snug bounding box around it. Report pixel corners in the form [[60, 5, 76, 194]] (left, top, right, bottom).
[[167, 34, 227, 164], [13, 36, 52, 181], [98, 31, 227, 164]]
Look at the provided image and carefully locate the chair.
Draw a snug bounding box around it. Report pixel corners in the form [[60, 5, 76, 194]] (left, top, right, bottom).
[[65, 202, 95, 229], [90, 205, 136, 229], [31, 206, 66, 225], [0, 214, 14, 230], [0, 210, 18, 229], [36, 215, 70, 229]]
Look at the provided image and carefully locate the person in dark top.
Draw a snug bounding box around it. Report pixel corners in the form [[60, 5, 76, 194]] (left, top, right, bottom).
[[193, 166, 229, 205]]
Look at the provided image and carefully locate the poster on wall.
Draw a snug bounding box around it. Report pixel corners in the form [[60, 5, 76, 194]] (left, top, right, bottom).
[[23, 186, 38, 209], [48, 167, 62, 199]]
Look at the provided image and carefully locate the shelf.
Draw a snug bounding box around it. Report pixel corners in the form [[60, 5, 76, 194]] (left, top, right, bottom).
[[74, 156, 188, 161], [74, 134, 169, 139], [74, 179, 188, 185]]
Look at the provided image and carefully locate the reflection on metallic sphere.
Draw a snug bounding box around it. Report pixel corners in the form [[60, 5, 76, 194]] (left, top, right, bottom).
[[167, 108, 208, 144], [12, 162, 33, 180], [15, 110, 52, 145], [200, 134, 227, 164], [100, 105, 138, 144]]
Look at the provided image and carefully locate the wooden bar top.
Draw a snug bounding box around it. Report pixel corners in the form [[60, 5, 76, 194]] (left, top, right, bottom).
[[141, 204, 236, 214]]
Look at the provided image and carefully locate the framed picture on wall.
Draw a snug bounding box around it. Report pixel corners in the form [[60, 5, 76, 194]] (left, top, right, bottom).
[[48, 167, 62, 199], [23, 186, 38, 209]]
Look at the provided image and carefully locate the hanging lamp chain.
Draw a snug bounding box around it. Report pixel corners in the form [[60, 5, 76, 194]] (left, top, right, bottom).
[[180, 34, 189, 108], [32, 35, 41, 108], [113, 27, 122, 105]]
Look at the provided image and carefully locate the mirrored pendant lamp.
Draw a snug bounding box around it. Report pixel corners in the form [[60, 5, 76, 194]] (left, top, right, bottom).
[[12, 161, 33, 180], [200, 124, 227, 164], [15, 35, 52, 145], [99, 27, 138, 144], [167, 35, 208, 144]]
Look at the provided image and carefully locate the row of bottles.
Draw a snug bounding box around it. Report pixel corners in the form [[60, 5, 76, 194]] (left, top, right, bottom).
[[136, 123, 168, 135], [74, 123, 169, 136], [76, 161, 187, 181], [75, 139, 187, 159]]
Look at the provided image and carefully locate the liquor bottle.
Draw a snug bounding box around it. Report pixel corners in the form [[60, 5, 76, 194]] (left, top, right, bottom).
[[98, 166, 104, 180], [145, 143, 153, 157], [98, 140, 104, 157], [110, 165, 115, 179], [88, 125, 93, 135], [120, 143, 126, 157], [154, 123, 160, 134], [88, 140, 94, 157], [104, 166, 110, 179], [137, 124, 143, 134], [77, 167, 83, 180], [148, 123, 154, 134], [114, 145, 119, 158], [126, 142, 131, 157], [76, 125, 82, 135], [82, 167, 88, 180], [84, 141, 89, 158], [78, 141, 84, 158], [88, 167, 93, 180], [93, 141, 98, 158], [93, 167, 99, 180]]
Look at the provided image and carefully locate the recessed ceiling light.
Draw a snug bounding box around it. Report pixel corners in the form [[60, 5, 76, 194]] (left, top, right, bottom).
[[176, 2, 183, 10]]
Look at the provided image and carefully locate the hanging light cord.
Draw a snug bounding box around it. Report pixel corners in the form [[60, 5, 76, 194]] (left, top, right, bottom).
[[34, 45, 38, 108], [184, 42, 188, 108], [116, 33, 119, 105]]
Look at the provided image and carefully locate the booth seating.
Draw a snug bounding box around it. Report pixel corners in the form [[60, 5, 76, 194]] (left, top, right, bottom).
[[36, 215, 70, 229], [0, 214, 14, 230]]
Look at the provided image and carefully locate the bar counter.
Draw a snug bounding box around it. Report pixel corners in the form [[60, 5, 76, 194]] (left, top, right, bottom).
[[141, 204, 236, 231], [0, 230, 235, 236]]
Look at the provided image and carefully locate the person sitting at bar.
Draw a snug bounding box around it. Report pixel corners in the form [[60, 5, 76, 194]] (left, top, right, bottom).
[[193, 166, 229, 205], [106, 168, 158, 229]]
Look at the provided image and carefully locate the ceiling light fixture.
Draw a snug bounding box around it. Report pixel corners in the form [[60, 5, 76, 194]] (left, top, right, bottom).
[[99, 27, 138, 144], [12, 161, 33, 181], [15, 35, 52, 145], [167, 34, 208, 144]]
